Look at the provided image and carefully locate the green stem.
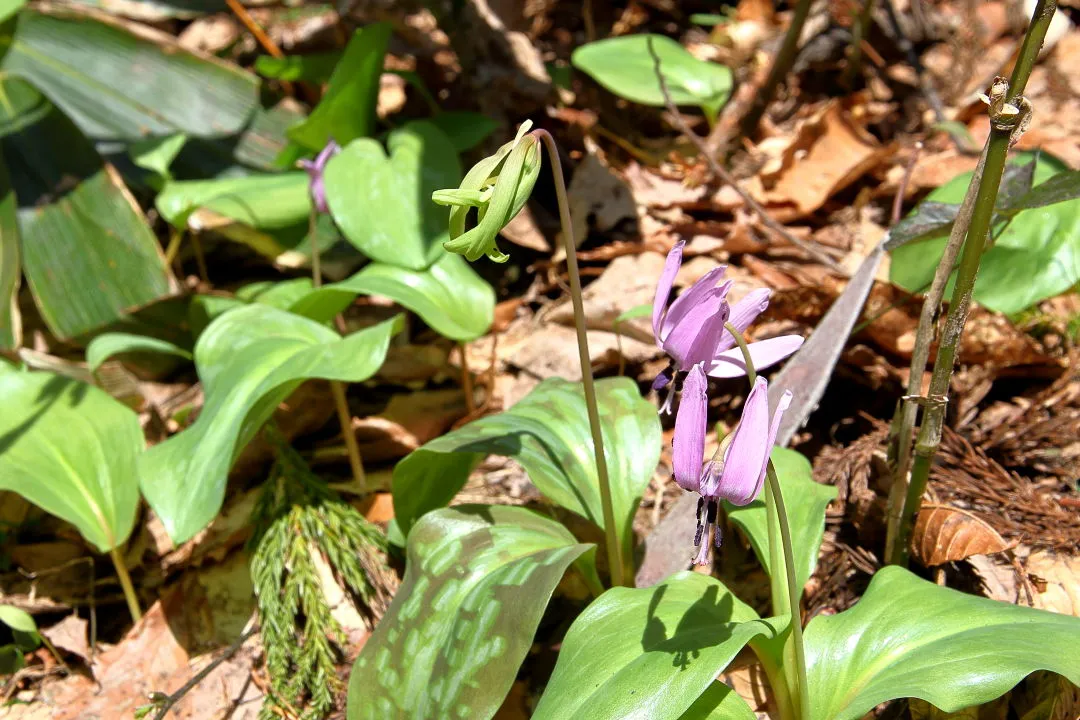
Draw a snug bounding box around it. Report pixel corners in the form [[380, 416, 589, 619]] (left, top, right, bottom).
[[309, 207, 322, 289], [536, 130, 625, 587], [110, 546, 142, 623], [740, 0, 814, 141], [726, 321, 808, 720], [888, 0, 1055, 566]]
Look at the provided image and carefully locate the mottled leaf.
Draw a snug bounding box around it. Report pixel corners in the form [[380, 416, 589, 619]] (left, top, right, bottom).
[[533, 572, 775, 720], [0, 368, 142, 552], [347, 505, 596, 720], [572, 35, 732, 121], [140, 306, 401, 543], [392, 376, 661, 560], [0, 77, 174, 340], [289, 253, 494, 341], [3, 7, 258, 141], [805, 566, 1080, 720], [725, 447, 837, 595], [287, 24, 390, 151], [325, 119, 461, 270], [1008, 170, 1080, 211], [86, 333, 192, 373]]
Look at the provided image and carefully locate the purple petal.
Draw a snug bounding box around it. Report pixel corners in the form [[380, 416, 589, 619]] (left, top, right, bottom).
[[661, 266, 729, 341], [311, 176, 329, 214], [661, 287, 726, 369], [707, 335, 804, 378], [653, 241, 685, 346], [714, 288, 771, 353], [672, 363, 708, 492], [315, 139, 342, 170], [753, 388, 793, 492], [711, 377, 771, 506]]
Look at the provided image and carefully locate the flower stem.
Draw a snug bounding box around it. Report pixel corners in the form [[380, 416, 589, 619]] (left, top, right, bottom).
[[888, 0, 1054, 567], [727, 322, 808, 720], [309, 207, 322, 289], [739, 0, 814, 141], [110, 546, 142, 623], [536, 129, 625, 587]]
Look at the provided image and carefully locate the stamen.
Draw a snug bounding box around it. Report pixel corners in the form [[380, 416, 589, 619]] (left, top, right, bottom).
[[694, 496, 705, 546], [706, 500, 720, 548], [659, 382, 677, 415]]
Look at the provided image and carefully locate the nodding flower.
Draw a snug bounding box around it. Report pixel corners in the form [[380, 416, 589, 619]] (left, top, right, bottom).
[[299, 139, 341, 215], [651, 240, 803, 413], [673, 366, 792, 566]]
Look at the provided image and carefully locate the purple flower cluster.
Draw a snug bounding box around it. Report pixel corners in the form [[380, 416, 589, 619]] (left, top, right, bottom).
[[652, 241, 799, 565]]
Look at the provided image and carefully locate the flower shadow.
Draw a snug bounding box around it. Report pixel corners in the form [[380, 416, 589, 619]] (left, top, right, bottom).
[[641, 582, 737, 670]]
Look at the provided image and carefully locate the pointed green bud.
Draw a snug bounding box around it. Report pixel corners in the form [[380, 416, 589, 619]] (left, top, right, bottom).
[[433, 121, 542, 263]]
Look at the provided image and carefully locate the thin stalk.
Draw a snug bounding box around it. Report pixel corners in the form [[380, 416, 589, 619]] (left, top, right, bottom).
[[164, 227, 184, 266], [889, 0, 1054, 566], [740, 0, 815, 141], [728, 323, 808, 720], [460, 342, 476, 414], [109, 546, 142, 622], [190, 232, 209, 284], [309, 208, 322, 289], [536, 129, 624, 587], [884, 146, 987, 562], [330, 380, 366, 491]]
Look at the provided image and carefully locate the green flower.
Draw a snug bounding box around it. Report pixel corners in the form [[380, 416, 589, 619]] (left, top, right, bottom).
[[432, 121, 542, 263]]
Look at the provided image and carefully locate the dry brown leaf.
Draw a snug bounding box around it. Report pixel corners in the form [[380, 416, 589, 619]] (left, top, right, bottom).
[[1025, 551, 1080, 617], [352, 389, 468, 463], [547, 252, 666, 333], [501, 205, 550, 252], [41, 615, 90, 665], [764, 102, 891, 214], [568, 151, 636, 246], [912, 505, 1013, 567]]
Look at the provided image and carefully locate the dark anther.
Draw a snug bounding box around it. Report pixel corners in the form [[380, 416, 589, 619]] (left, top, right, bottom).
[[651, 363, 675, 391], [693, 497, 705, 546]]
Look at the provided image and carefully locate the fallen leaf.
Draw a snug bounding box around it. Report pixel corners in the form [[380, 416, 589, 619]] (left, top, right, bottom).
[[501, 205, 550, 252], [547, 252, 666, 333], [352, 389, 469, 463], [912, 505, 1013, 567], [41, 615, 90, 665], [508, 324, 656, 380], [568, 150, 636, 246], [1026, 550, 1080, 617]]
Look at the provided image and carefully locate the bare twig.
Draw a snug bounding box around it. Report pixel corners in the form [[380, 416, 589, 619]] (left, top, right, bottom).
[[739, 0, 814, 141], [645, 38, 846, 275], [891, 141, 923, 225], [150, 627, 258, 720], [224, 0, 294, 95]]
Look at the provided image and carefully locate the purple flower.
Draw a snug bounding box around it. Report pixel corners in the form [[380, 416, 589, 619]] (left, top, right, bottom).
[[672, 365, 792, 566], [299, 139, 341, 214], [652, 241, 804, 401]]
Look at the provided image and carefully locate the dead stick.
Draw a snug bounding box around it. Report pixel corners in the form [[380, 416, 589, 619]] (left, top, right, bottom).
[[645, 37, 847, 275], [224, 0, 295, 95], [151, 628, 258, 720]]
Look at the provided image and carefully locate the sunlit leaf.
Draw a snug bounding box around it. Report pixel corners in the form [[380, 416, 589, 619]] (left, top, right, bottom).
[[890, 153, 1079, 314], [572, 35, 732, 121], [725, 447, 837, 596], [140, 305, 401, 543], [679, 683, 758, 720], [289, 253, 494, 341], [255, 51, 340, 84], [287, 23, 390, 151], [3, 7, 258, 141], [0, 606, 36, 634], [325, 120, 460, 270], [0, 146, 19, 350], [86, 332, 191, 373], [0, 77, 175, 340], [533, 572, 776, 720], [804, 566, 1080, 720], [347, 505, 597, 720], [0, 368, 142, 552], [392, 376, 661, 563]]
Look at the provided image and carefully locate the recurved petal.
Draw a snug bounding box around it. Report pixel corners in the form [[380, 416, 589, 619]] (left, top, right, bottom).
[[672, 363, 708, 492], [708, 335, 804, 378], [712, 377, 771, 506], [753, 389, 793, 493], [662, 287, 725, 368], [661, 266, 729, 342], [653, 240, 685, 345], [715, 288, 771, 352]]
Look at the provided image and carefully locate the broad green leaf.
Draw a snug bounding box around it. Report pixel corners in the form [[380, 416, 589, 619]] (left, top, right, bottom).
[[679, 683, 758, 720], [157, 173, 311, 229], [0, 145, 19, 350], [236, 277, 318, 310], [392, 376, 661, 559], [140, 306, 401, 543], [86, 332, 192, 373], [3, 8, 258, 141], [0, 606, 36, 634], [0, 77, 175, 340], [289, 253, 494, 341], [1008, 169, 1080, 211], [804, 566, 1080, 720], [725, 447, 837, 596], [429, 111, 499, 153], [176, 101, 306, 178], [255, 51, 340, 84], [129, 132, 187, 184], [0, 369, 142, 552], [287, 23, 390, 151], [890, 153, 1080, 314], [347, 505, 597, 720], [572, 35, 733, 121], [325, 120, 461, 270], [532, 572, 775, 720]]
